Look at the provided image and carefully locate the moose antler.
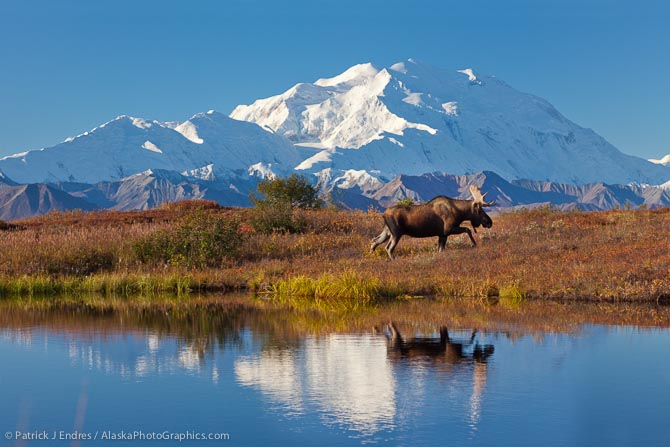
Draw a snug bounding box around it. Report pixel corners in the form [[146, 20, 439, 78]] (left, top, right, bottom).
[[469, 185, 495, 207]]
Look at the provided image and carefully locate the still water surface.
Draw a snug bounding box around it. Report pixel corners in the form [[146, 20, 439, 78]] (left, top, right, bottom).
[[1, 303, 669, 446]]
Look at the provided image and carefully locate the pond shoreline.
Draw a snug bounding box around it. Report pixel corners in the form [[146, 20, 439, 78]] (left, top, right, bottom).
[[2, 292, 670, 331], [1, 270, 668, 305]]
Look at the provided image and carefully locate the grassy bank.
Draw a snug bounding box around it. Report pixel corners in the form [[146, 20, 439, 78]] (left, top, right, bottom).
[[0, 201, 669, 303]]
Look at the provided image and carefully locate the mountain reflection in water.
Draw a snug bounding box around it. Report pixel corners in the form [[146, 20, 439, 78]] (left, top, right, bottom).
[[236, 335, 397, 434], [234, 323, 495, 437]]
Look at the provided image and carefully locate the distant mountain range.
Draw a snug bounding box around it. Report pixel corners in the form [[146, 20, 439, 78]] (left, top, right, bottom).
[[1, 59, 668, 220], [1, 168, 668, 221]]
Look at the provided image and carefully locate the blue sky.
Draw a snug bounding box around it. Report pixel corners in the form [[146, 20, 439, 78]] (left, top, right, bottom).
[[1, 0, 668, 159]]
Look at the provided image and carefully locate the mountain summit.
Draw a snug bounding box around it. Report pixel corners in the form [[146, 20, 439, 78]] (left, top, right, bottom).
[[232, 59, 669, 185]]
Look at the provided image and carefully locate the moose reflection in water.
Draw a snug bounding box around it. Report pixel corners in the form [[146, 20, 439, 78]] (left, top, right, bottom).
[[384, 322, 495, 368], [384, 322, 495, 428]]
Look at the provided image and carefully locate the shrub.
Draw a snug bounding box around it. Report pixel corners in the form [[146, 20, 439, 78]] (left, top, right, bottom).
[[249, 174, 323, 234], [132, 211, 243, 268], [250, 173, 324, 209], [396, 197, 415, 206]]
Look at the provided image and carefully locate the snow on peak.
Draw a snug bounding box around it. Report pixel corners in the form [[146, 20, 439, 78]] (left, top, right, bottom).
[[141, 140, 163, 154], [402, 92, 424, 106], [457, 68, 482, 85], [248, 162, 276, 179], [442, 101, 459, 116], [59, 114, 170, 146], [174, 120, 204, 144], [295, 149, 336, 170], [110, 115, 145, 126], [649, 154, 670, 166], [389, 58, 432, 76], [334, 169, 384, 192], [96, 115, 160, 131], [161, 121, 181, 130], [389, 62, 408, 74], [131, 168, 156, 178], [233, 64, 438, 150], [1, 151, 29, 161], [182, 164, 216, 181], [132, 117, 153, 129], [314, 63, 379, 88]]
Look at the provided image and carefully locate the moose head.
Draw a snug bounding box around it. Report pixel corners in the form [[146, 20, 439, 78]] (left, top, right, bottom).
[[468, 185, 494, 230]]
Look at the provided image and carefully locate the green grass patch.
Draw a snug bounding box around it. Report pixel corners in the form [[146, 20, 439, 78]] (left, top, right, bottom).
[[498, 282, 527, 307], [0, 273, 204, 299], [262, 271, 408, 312]]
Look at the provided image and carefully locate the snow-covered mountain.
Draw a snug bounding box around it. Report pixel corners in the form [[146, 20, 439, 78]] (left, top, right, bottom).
[[0, 58, 668, 220], [0, 111, 303, 184], [232, 59, 670, 186]]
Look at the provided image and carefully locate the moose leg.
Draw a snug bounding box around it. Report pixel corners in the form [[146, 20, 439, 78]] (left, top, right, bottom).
[[371, 227, 391, 252], [450, 226, 476, 246], [437, 235, 447, 252], [385, 234, 401, 260], [387, 322, 403, 342], [439, 326, 450, 344]]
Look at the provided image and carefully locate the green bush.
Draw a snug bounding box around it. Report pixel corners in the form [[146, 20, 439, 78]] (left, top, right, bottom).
[[132, 211, 243, 268], [251, 173, 324, 209], [395, 197, 415, 206], [248, 174, 323, 234]]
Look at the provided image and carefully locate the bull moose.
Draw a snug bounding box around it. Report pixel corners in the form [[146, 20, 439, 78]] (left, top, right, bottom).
[[371, 185, 494, 259]]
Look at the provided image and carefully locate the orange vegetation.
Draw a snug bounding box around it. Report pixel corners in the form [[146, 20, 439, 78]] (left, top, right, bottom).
[[0, 201, 668, 303]]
